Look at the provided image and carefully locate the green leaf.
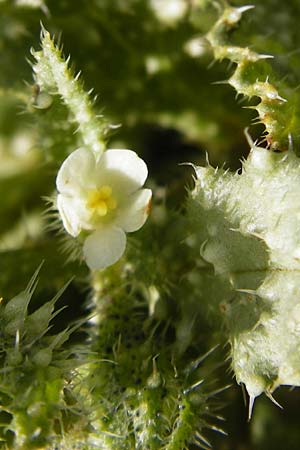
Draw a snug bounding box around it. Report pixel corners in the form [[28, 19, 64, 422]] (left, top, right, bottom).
[[189, 143, 300, 413]]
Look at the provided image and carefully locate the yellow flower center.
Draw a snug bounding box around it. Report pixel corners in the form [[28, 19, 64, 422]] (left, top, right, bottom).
[[87, 185, 117, 217]]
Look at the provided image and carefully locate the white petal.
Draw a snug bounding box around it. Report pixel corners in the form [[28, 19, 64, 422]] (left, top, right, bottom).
[[56, 148, 96, 195], [116, 189, 152, 232], [57, 194, 92, 237], [96, 149, 148, 196], [83, 226, 126, 270]]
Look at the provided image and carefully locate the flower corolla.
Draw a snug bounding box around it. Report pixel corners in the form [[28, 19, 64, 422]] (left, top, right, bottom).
[[56, 147, 152, 270]]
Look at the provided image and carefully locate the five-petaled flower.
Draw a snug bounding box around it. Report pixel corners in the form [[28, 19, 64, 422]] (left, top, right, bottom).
[[56, 147, 152, 270]]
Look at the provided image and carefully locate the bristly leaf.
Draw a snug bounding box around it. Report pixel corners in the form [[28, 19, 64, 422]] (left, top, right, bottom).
[[188, 141, 300, 413]]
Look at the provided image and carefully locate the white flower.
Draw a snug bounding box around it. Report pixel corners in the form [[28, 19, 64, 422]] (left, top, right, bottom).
[[56, 147, 152, 270]]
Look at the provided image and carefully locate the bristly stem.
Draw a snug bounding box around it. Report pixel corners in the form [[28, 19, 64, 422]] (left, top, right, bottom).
[[206, 3, 300, 151], [32, 25, 107, 157]]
